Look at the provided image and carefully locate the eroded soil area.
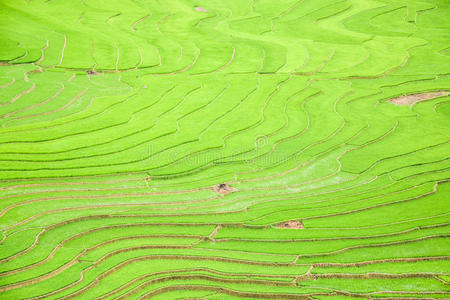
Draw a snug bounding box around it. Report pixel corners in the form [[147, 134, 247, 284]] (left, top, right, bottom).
[[389, 91, 449, 106]]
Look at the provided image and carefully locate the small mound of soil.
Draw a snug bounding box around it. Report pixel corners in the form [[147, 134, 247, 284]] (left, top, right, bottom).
[[277, 220, 304, 229], [213, 183, 237, 195], [195, 6, 208, 12], [86, 70, 100, 76], [389, 91, 449, 106]]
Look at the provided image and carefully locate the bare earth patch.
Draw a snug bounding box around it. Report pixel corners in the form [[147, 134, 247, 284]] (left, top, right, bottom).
[[28, 69, 43, 76], [277, 220, 304, 229], [389, 91, 449, 106], [213, 183, 237, 195], [86, 70, 101, 76], [195, 6, 208, 12]]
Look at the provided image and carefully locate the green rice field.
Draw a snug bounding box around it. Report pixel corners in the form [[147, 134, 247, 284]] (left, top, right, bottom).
[[0, 0, 449, 298]]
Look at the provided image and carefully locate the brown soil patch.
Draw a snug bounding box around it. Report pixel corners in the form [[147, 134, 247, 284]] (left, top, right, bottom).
[[277, 220, 304, 229], [212, 183, 237, 195], [86, 70, 101, 76], [195, 6, 208, 12], [389, 91, 449, 106]]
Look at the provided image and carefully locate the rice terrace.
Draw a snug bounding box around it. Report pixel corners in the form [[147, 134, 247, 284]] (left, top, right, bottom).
[[0, 0, 449, 299]]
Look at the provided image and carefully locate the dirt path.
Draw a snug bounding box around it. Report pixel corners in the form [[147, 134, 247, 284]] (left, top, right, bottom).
[[0, 83, 36, 106], [36, 40, 49, 64], [131, 14, 152, 32], [1, 88, 87, 128], [195, 7, 208, 12], [1, 84, 65, 119], [0, 78, 16, 89], [58, 35, 67, 65], [208, 225, 222, 240]]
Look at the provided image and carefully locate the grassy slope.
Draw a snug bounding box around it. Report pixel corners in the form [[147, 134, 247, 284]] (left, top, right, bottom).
[[0, 0, 449, 299]]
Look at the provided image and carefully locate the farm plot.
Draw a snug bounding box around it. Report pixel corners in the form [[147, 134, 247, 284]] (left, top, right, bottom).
[[0, 0, 449, 299]]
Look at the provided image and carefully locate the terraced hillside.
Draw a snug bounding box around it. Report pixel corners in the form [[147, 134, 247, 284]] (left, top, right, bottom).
[[0, 0, 449, 299]]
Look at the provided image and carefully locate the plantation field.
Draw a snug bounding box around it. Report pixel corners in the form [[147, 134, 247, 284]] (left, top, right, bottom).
[[0, 0, 449, 299]]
